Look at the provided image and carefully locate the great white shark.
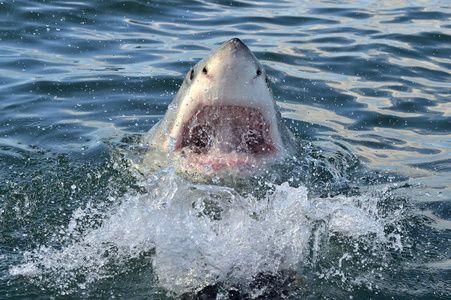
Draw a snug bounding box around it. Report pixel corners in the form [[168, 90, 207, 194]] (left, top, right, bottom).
[[142, 38, 295, 179]]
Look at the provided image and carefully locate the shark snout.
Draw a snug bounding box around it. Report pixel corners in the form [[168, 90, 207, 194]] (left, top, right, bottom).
[[220, 38, 254, 57], [225, 38, 247, 50], [205, 38, 261, 82]]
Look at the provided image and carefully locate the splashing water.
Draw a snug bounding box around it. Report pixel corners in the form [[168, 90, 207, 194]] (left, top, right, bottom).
[[10, 166, 404, 297]]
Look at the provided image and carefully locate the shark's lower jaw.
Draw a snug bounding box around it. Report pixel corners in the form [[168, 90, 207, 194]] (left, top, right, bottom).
[[174, 104, 278, 173]]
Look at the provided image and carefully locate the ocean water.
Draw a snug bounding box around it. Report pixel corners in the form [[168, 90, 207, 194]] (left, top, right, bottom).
[[1, 0, 450, 299]]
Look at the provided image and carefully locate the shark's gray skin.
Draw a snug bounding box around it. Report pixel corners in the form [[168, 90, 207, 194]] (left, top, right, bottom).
[[142, 38, 295, 179]]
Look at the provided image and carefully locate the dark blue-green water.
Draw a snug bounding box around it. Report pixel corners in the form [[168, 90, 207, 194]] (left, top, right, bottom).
[[1, 0, 450, 299]]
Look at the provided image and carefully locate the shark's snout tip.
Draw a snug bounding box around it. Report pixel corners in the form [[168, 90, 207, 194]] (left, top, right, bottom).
[[224, 38, 248, 51], [228, 37, 244, 45]]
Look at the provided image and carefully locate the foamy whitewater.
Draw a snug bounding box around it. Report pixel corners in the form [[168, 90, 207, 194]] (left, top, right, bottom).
[[10, 168, 403, 296]]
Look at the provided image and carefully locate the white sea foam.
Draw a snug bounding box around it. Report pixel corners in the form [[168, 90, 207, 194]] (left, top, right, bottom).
[[10, 170, 400, 295]]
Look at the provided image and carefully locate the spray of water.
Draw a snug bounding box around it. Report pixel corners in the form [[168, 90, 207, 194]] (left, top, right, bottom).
[[10, 162, 404, 297]]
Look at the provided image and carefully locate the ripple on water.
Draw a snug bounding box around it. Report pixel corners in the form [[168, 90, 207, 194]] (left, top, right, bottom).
[[0, 0, 450, 298]]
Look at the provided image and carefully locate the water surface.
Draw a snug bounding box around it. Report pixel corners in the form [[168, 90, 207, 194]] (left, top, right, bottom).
[[1, 0, 450, 299]]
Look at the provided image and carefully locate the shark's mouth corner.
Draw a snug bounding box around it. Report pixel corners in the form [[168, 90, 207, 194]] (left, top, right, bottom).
[[174, 104, 278, 172]]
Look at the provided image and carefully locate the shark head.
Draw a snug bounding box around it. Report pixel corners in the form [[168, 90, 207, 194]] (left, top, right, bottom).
[[144, 38, 294, 177]]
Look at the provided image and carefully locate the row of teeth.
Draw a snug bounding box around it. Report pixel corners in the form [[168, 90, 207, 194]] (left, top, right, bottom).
[[184, 124, 268, 154]]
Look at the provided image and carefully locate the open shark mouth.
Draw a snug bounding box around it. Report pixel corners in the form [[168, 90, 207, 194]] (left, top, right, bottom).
[[175, 104, 277, 172]]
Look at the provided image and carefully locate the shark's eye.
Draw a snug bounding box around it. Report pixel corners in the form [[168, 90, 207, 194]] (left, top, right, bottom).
[[202, 67, 208, 75], [189, 69, 194, 80], [256, 69, 262, 76]]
